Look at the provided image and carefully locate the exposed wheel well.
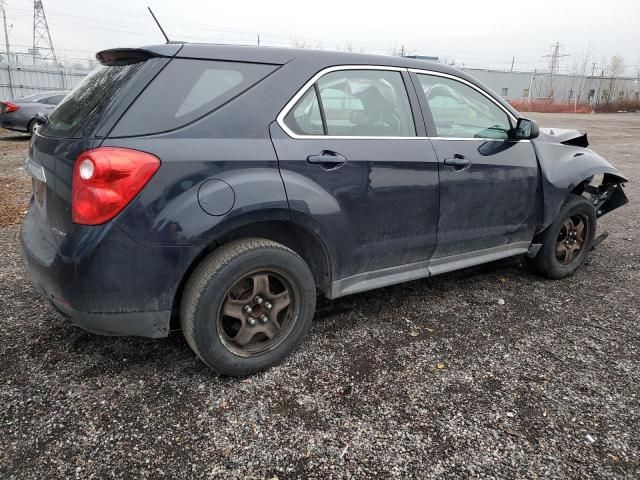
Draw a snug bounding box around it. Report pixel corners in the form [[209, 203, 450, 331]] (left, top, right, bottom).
[[535, 172, 627, 243], [170, 220, 332, 326], [570, 178, 591, 196]]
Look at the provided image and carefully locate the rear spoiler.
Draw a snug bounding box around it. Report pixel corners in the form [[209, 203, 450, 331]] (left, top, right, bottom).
[[96, 48, 157, 66], [96, 45, 183, 66]]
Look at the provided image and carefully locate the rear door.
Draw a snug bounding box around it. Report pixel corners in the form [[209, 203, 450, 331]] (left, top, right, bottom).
[[411, 71, 540, 271], [270, 66, 440, 294]]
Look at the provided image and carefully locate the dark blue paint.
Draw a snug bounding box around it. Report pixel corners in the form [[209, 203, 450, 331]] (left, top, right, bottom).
[[429, 138, 540, 258], [20, 43, 628, 338], [270, 123, 440, 279]]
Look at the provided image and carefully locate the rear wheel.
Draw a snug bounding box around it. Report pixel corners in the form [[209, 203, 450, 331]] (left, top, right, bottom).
[[180, 238, 316, 375], [529, 194, 596, 279]]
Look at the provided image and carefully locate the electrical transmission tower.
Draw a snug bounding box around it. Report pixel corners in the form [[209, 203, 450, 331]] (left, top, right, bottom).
[[542, 41, 569, 99], [32, 0, 57, 64]]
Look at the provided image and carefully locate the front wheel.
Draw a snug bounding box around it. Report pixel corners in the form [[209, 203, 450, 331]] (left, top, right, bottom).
[[528, 194, 596, 279], [180, 238, 316, 376]]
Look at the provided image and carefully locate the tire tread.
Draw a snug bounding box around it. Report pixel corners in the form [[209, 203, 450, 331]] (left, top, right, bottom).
[[529, 194, 596, 279], [180, 238, 307, 371]]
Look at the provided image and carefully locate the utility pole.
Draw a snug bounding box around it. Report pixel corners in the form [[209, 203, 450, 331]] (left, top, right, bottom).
[[511, 56, 515, 72], [256, 33, 260, 46], [32, 0, 57, 64], [1, 0, 14, 97], [528, 70, 536, 105], [1, 1, 11, 62], [542, 41, 569, 99]]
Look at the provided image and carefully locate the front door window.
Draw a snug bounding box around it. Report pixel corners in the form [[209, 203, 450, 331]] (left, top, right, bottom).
[[417, 74, 511, 139]]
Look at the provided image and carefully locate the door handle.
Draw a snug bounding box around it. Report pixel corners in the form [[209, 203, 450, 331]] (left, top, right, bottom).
[[307, 151, 347, 168], [443, 154, 472, 171]]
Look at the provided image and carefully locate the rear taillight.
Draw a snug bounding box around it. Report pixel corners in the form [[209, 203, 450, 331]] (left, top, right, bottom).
[[1, 102, 19, 113], [72, 147, 160, 225]]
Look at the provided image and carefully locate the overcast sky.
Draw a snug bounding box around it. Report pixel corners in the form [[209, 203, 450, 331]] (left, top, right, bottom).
[[3, 0, 639, 74]]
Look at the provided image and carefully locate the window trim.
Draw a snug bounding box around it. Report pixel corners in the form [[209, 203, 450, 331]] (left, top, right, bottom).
[[409, 68, 518, 127], [277, 65, 519, 140], [314, 83, 328, 136], [277, 65, 421, 140]]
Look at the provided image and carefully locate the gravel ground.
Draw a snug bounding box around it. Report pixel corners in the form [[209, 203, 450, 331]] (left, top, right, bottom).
[[1, 114, 639, 479]]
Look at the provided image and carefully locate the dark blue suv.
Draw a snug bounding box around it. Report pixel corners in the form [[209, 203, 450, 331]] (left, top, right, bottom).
[[21, 44, 628, 375]]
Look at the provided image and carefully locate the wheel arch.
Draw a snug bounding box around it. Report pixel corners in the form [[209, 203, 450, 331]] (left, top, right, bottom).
[[532, 137, 629, 231], [27, 117, 37, 134], [170, 218, 334, 326]]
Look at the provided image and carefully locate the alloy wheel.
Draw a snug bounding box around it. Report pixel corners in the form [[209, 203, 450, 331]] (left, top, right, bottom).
[[216, 269, 298, 357], [555, 214, 589, 265]]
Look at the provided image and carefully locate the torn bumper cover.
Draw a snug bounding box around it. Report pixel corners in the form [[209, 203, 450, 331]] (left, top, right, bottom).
[[583, 174, 629, 218]]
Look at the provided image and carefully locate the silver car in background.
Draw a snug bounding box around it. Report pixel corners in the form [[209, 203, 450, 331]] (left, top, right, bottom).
[[0, 91, 68, 135]]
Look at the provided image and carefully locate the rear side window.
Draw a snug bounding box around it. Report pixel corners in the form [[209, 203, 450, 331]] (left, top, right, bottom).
[[41, 63, 143, 138], [284, 88, 324, 136], [318, 70, 415, 137], [111, 59, 276, 136], [283, 69, 416, 137]]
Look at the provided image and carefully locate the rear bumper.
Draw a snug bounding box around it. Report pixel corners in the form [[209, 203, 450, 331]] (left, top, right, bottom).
[[49, 298, 171, 338], [21, 206, 202, 338]]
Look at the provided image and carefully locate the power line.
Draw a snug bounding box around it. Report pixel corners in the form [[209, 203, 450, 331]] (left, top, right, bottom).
[[2, 2, 638, 76], [542, 41, 570, 96], [32, 0, 57, 64]]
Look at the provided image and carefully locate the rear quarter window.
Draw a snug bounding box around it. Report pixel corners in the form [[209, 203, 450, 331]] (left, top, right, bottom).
[[41, 63, 144, 138], [110, 59, 277, 137]]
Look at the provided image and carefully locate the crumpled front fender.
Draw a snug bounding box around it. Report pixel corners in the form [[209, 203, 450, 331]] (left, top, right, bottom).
[[531, 135, 628, 230]]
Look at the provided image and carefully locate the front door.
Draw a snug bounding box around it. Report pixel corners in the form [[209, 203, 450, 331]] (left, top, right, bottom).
[[271, 67, 440, 294], [412, 72, 540, 271]]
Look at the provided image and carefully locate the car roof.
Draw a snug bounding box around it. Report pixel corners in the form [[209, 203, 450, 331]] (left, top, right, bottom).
[[103, 43, 521, 118], [139, 42, 457, 73], [17, 91, 68, 102]]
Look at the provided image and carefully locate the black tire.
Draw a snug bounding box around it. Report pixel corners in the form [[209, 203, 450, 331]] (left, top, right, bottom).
[[180, 238, 316, 376], [28, 119, 37, 136], [529, 194, 596, 279]]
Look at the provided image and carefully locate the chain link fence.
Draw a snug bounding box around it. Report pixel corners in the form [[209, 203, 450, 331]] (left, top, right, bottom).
[[0, 62, 91, 100]]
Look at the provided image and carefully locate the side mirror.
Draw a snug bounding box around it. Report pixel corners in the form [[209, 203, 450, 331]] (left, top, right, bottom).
[[514, 118, 539, 140]]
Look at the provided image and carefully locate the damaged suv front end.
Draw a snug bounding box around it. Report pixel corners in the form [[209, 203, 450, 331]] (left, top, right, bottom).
[[531, 127, 628, 231]]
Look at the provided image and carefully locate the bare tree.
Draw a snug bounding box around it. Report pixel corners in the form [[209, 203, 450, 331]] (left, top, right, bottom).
[[439, 56, 456, 67], [605, 55, 625, 104], [595, 56, 607, 104], [567, 54, 581, 102], [291, 38, 323, 50], [335, 42, 354, 53], [387, 43, 411, 57], [573, 46, 593, 103]]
